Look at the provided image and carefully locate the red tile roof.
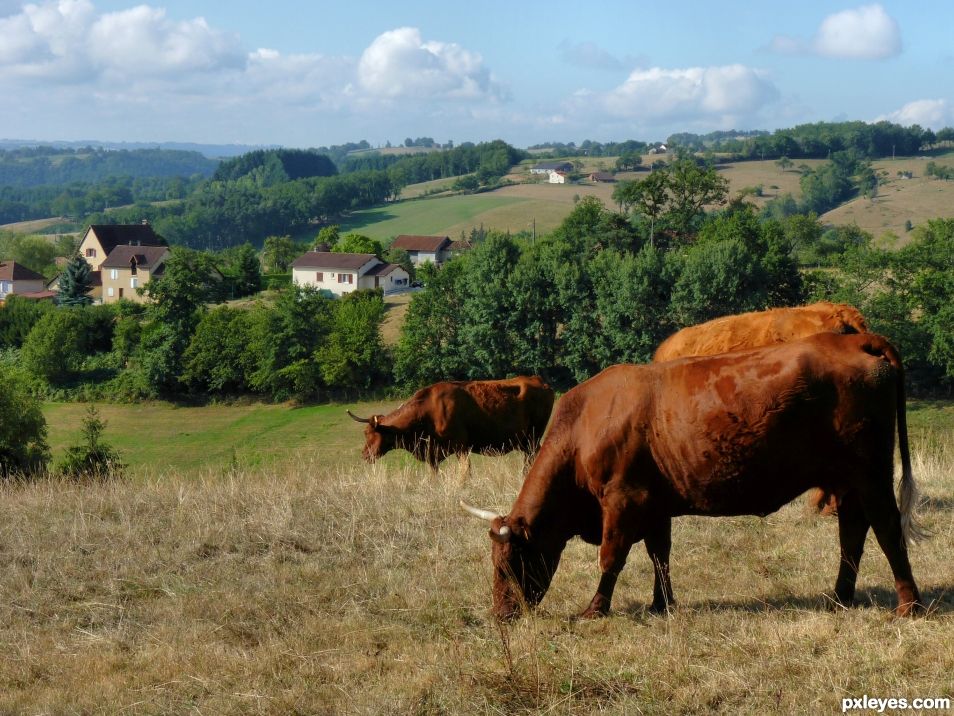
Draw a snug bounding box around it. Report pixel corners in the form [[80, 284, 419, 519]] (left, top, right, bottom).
[[364, 262, 404, 277], [0, 261, 45, 281], [391, 235, 451, 252]]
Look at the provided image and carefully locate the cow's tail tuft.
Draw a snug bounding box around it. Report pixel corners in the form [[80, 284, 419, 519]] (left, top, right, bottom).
[[880, 338, 928, 545]]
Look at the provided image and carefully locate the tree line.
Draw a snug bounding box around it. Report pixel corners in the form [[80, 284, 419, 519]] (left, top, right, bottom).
[[670, 121, 949, 160]]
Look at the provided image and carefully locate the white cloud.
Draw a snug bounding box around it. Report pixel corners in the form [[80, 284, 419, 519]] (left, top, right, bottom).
[[591, 64, 778, 124], [357, 27, 504, 101], [770, 4, 901, 60], [814, 4, 901, 59], [88, 5, 245, 76], [0, 0, 243, 80], [876, 99, 953, 128]]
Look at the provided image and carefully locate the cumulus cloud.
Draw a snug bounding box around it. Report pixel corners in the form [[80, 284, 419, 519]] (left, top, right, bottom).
[[357, 27, 504, 101], [590, 64, 778, 124], [770, 4, 901, 59], [876, 99, 952, 128], [88, 6, 244, 76], [0, 0, 243, 80]]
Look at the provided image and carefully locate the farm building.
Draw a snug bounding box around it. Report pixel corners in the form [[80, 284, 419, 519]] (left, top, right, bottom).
[[78, 222, 167, 271], [391, 235, 454, 266], [548, 170, 568, 184], [100, 245, 171, 304], [292, 252, 409, 296], [531, 161, 573, 175], [588, 171, 616, 182], [0, 261, 46, 301]]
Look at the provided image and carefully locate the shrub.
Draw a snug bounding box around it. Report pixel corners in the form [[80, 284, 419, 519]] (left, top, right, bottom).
[[56, 405, 125, 479], [0, 369, 49, 476]]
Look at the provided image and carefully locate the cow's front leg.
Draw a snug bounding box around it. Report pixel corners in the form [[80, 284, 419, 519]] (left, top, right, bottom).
[[580, 512, 636, 619], [457, 452, 471, 483], [645, 519, 675, 613]]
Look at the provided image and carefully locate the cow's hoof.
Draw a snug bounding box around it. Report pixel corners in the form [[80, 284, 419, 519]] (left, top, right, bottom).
[[649, 600, 675, 615], [578, 595, 610, 619], [895, 600, 925, 617], [578, 606, 608, 620]]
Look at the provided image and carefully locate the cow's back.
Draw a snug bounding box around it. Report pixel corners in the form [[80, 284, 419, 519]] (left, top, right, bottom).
[[560, 333, 899, 517], [425, 376, 554, 451], [653, 302, 868, 362]]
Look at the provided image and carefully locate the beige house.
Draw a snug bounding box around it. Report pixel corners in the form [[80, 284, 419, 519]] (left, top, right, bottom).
[[78, 223, 166, 271], [100, 245, 170, 304], [391, 235, 453, 266], [291, 252, 410, 296], [46, 270, 103, 303], [548, 170, 568, 184], [0, 261, 45, 301]]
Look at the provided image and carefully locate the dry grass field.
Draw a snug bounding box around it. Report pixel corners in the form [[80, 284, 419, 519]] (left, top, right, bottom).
[[0, 217, 68, 234], [821, 155, 954, 242], [2, 402, 953, 713]]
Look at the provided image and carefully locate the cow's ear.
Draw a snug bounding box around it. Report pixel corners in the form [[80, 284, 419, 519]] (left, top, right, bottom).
[[489, 517, 512, 544]]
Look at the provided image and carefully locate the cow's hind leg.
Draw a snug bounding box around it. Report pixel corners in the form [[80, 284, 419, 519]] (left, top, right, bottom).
[[834, 491, 869, 609], [860, 487, 923, 616], [645, 519, 675, 613]]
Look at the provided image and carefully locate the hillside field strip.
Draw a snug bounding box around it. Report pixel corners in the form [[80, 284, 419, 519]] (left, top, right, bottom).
[[2, 398, 952, 712], [821, 153, 954, 241], [350, 152, 954, 245]]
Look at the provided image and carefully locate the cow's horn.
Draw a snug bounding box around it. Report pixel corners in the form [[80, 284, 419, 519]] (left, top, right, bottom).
[[347, 410, 370, 423], [459, 500, 501, 522]]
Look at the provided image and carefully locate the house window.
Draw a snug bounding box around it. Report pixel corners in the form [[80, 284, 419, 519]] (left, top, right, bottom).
[[86, 248, 96, 258], [107, 287, 114, 297], [119, 288, 124, 298], [338, 273, 348, 283], [130, 277, 138, 289], [316, 272, 323, 282], [110, 269, 118, 280]]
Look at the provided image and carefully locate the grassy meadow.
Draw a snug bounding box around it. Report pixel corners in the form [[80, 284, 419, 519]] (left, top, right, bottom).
[[1, 399, 951, 712]]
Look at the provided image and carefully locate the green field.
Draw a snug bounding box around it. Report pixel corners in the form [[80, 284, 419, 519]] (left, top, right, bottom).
[[43, 398, 954, 477], [336, 193, 527, 241]]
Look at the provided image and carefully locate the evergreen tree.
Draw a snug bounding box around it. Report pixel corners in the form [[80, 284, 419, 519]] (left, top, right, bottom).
[[57, 255, 94, 306], [234, 243, 262, 296], [56, 405, 125, 479]]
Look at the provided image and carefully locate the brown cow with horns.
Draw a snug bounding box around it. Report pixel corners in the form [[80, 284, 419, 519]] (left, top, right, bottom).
[[462, 332, 923, 620], [348, 376, 554, 471]]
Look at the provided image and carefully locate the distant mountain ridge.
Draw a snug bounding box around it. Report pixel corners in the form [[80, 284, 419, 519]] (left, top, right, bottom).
[[0, 138, 279, 159]]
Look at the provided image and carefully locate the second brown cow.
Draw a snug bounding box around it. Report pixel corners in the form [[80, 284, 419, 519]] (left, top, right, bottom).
[[653, 301, 869, 514], [348, 376, 554, 471]]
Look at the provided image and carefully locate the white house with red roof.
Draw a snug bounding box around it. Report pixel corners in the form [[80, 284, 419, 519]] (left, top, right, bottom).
[[291, 252, 409, 296]]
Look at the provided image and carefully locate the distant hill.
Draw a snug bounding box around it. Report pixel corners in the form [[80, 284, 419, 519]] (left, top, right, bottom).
[[0, 146, 219, 187], [0, 139, 276, 159]]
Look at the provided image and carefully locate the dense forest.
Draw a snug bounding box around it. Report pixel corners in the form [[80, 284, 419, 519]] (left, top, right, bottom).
[[0, 146, 217, 186]]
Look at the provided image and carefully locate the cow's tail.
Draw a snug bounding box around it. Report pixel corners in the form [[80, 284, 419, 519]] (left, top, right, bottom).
[[876, 338, 927, 545]]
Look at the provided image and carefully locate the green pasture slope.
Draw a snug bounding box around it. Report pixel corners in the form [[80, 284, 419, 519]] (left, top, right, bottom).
[[43, 399, 954, 476], [335, 193, 525, 241]]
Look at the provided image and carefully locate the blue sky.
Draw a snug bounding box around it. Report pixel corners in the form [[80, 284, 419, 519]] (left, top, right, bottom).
[[1, 1, 951, 148]]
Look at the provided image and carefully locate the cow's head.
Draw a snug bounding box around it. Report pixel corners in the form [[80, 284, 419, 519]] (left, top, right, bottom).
[[347, 410, 397, 461], [460, 501, 562, 621]]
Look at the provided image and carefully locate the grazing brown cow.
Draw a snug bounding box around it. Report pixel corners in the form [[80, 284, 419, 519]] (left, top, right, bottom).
[[654, 301, 869, 515], [653, 301, 869, 363], [348, 376, 554, 471], [462, 333, 923, 620]]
